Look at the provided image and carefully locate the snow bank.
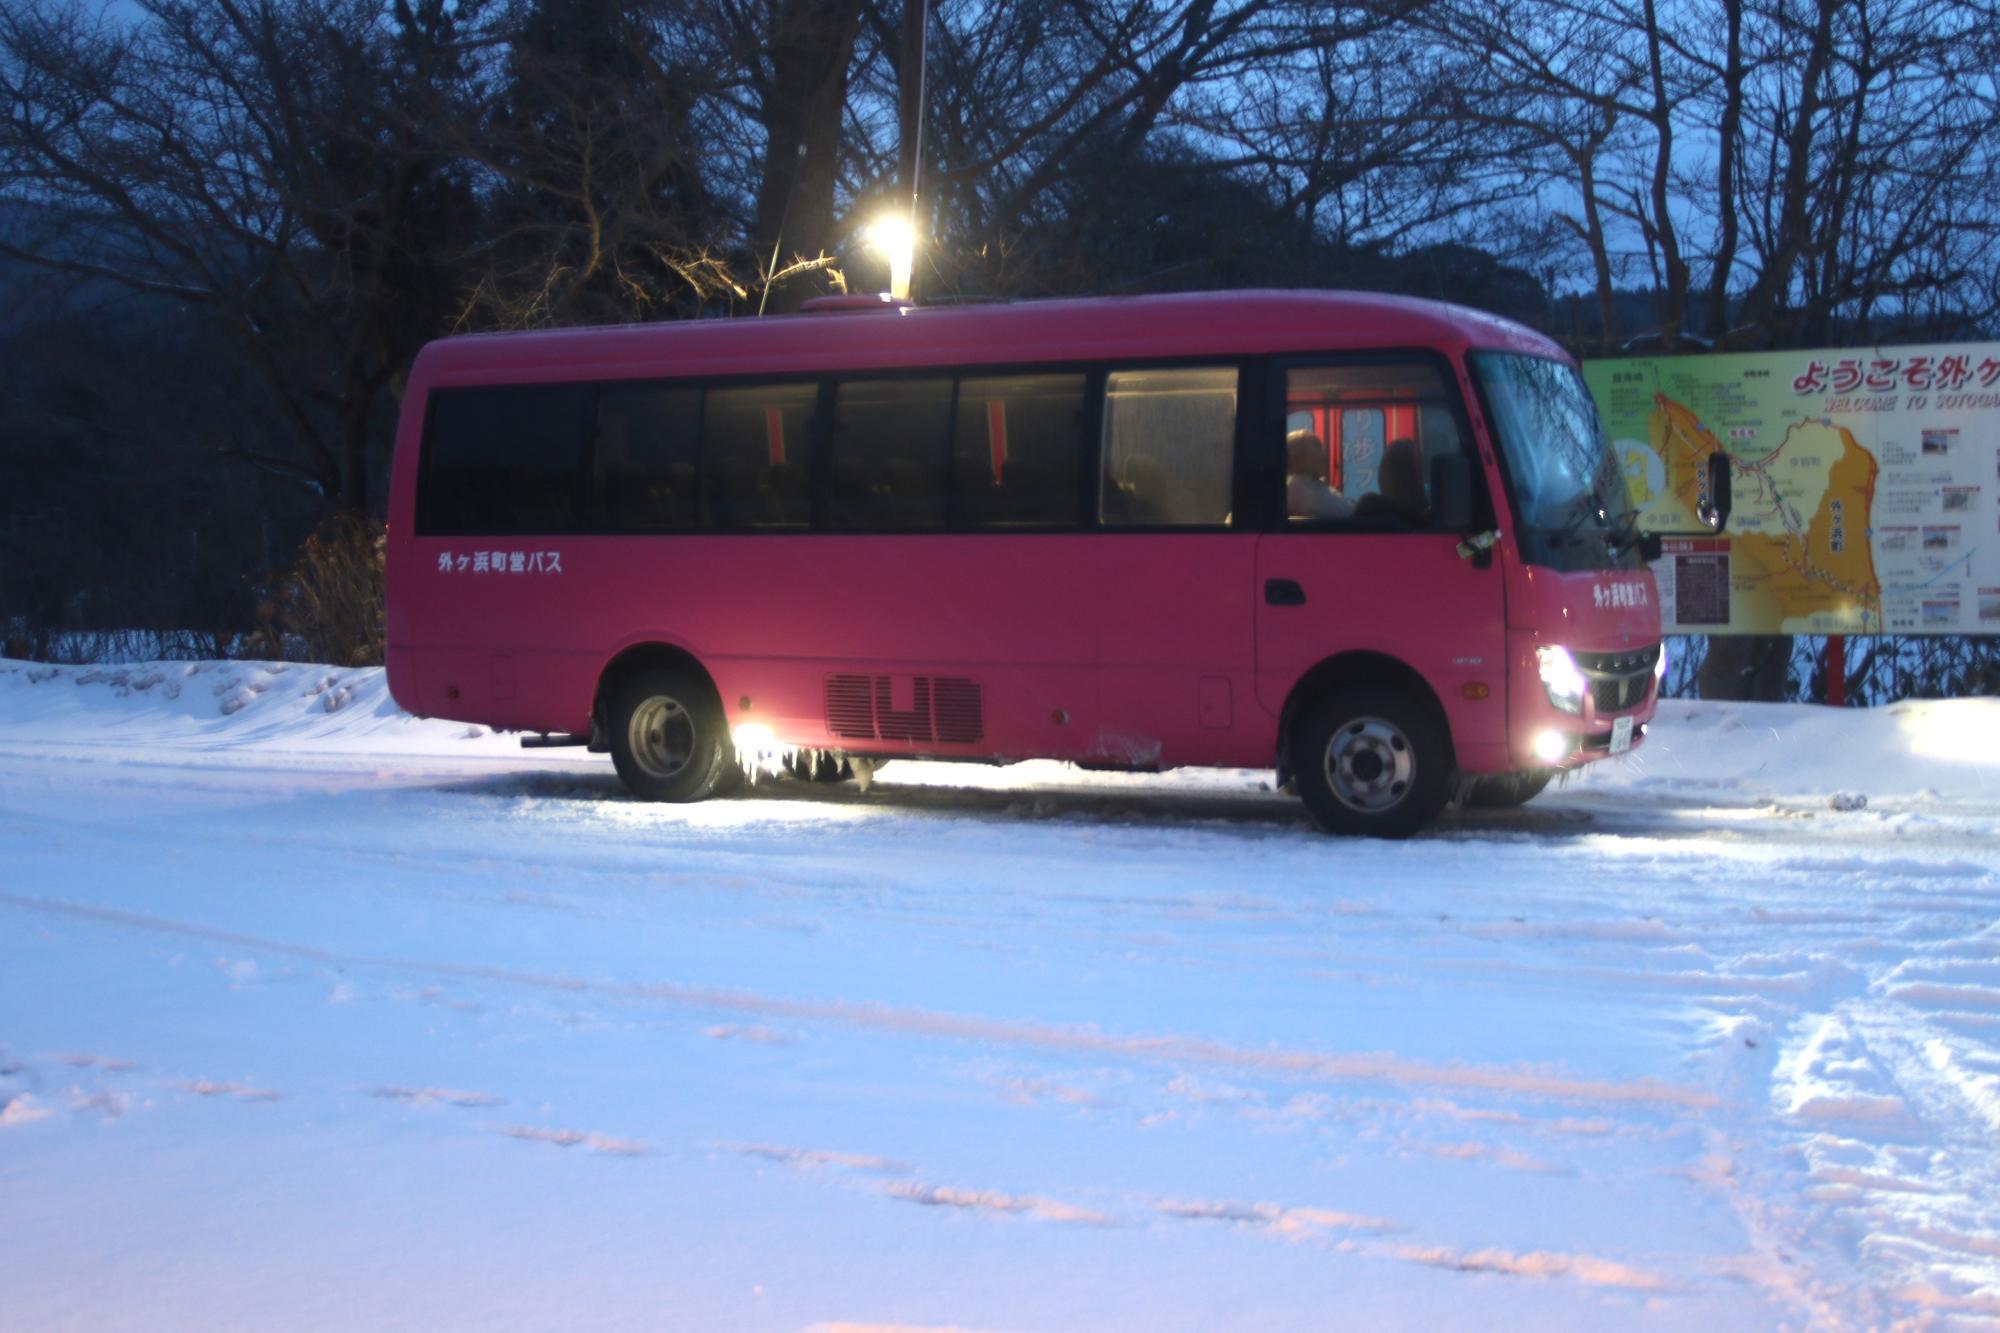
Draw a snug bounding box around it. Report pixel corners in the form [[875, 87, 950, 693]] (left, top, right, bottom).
[[1577, 696, 2000, 804], [0, 658, 520, 756]]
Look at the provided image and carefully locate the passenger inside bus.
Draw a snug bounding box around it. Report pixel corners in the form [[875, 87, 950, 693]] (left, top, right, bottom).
[[1285, 429, 1353, 521], [1355, 437, 1428, 522]]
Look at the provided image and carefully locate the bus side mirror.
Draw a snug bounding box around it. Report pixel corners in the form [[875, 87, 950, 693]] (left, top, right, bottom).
[[1638, 532, 1663, 562], [1430, 454, 1472, 530], [1701, 452, 1732, 531]]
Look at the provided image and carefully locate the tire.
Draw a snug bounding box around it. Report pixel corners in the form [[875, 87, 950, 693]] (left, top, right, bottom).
[[1290, 688, 1452, 838], [1463, 769, 1554, 809], [786, 749, 852, 783], [605, 668, 738, 802]]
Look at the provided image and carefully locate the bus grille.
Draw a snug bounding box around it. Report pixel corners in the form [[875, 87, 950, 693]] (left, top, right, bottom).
[[1572, 645, 1660, 715], [1591, 675, 1647, 713], [824, 674, 984, 746]]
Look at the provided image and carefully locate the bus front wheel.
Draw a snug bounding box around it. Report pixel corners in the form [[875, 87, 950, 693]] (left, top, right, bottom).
[[1292, 688, 1451, 838], [607, 668, 738, 802]]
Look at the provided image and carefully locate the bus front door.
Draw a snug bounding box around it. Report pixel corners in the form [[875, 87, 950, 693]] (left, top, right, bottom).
[[1256, 357, 1511, 776], [1254, 529, 1509, 775]]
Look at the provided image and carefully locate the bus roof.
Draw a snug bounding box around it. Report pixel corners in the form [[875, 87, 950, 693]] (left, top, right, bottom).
[[411, 288, 1567, 387]]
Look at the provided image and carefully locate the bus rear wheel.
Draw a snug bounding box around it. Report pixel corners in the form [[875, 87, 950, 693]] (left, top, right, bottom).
[[607, 668, 737, 802], [1463, 769, 1554, 809], [1291, 688, 1451, 838]]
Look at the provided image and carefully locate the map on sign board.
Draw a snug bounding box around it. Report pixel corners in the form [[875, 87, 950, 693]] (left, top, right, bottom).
[[1582, 347, 2000, 635]]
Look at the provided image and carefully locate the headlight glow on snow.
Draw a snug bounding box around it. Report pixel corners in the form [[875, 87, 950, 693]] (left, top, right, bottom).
[[1536, 645, 1587, 715], [731, 722, 777, 752], [1532, 729, 1570, 764], [731, 722, 785, 781]]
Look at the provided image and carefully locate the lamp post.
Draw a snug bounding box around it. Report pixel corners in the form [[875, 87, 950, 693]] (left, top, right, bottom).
[[892, 0, 927, 302]]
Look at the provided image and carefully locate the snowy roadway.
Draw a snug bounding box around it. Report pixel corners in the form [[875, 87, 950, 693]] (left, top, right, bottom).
[[3, 660, 2000, 1330]]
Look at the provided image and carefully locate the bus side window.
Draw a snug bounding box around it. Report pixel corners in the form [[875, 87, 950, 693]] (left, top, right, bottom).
[[595, 384, 701, 531], [827, 378, 952, 530], [701, 383, 817, 529], [417, 385, 593, 535], [952, 373, 1086, 527], [1099, 366, 1237, 527], [1283, 363, 1467, 526]]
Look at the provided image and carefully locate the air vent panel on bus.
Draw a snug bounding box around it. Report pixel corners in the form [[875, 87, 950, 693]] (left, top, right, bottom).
[[932, 678, 983, 744], [823, 674, 983, 746], [825, 675, 876, 741]]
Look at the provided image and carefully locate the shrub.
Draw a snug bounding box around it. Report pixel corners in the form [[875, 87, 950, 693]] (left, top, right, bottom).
[[246, 513, 385, 666]]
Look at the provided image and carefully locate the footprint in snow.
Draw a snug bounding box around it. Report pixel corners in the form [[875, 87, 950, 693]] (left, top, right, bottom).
[[53, 1053, 140, 1072], [368, 1085, 504, 1109], [495, 1124, 648, 1156], [1, 1092, 56, 1127], [180, 1079, 283, 1102]]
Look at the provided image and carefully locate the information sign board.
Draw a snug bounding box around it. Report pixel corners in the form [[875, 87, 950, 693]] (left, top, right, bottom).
[[1583, 346, 2000, 634]]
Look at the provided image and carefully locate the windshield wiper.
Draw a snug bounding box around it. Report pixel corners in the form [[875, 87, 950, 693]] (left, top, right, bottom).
[[1540, 495, 1652, 561], [1540, 496, 1603, 547], [1604, 509, 1645, 554]]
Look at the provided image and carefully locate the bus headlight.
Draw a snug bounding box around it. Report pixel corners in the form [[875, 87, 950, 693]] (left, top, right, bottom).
[[1532, 729, 1571, 763], [1536, 645, 1587, 715], [1655, 641, 1668, 681]]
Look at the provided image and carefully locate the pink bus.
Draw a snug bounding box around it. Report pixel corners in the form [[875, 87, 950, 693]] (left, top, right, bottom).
[[386, 290, 1716, 836]]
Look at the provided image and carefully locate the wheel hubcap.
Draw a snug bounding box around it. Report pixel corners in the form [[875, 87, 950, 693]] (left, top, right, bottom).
[[628, 696, 695, 781], [1324, 716, 1415, 813]]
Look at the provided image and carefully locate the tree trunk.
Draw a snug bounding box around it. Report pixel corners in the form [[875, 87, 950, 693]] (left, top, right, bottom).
[[339, 388, 373, 517], [1699, 635, 1796, 702], [1732, 0, 1839, 345], [752, 0, 865, 312], [1577, 140, 1617, 353], [1639, 0, 1687, 348]]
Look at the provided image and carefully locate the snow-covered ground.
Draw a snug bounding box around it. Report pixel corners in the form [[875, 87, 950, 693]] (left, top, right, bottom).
[[3, 659, 1999, 1331]]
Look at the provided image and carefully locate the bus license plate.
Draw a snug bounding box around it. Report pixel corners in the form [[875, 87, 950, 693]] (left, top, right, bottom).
[[1609, 716, 1634, 754]]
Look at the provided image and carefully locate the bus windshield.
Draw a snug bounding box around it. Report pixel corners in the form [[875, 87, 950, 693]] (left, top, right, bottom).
[[1470, 351, 1641, 571]]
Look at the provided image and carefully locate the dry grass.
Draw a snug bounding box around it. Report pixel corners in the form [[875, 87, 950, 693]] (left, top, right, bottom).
[[247, 513, 385, 667]]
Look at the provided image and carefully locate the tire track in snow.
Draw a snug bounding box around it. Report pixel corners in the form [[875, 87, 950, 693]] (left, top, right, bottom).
[[1736, 982, 2000, 1323], [0, 889, 1717, 1112]]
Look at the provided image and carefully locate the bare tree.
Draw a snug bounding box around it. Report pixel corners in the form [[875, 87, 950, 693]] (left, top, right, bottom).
[[883, 0, 1485, 297], [1416, 0, 1649, 350], [453, 0, 744, 328], [1795, 0, 2000, 342], [0, 0, 480, 514]]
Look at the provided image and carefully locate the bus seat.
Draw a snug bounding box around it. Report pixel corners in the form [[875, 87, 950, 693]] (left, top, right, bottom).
[[759, 462, 810, 525], [876, 459, 935, 527], [989, 459, 1066, 524], [1355, 437, 1427, 522]]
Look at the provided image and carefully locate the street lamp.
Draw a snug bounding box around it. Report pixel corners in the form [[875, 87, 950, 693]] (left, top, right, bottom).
[[868, 213, 916, 302]]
